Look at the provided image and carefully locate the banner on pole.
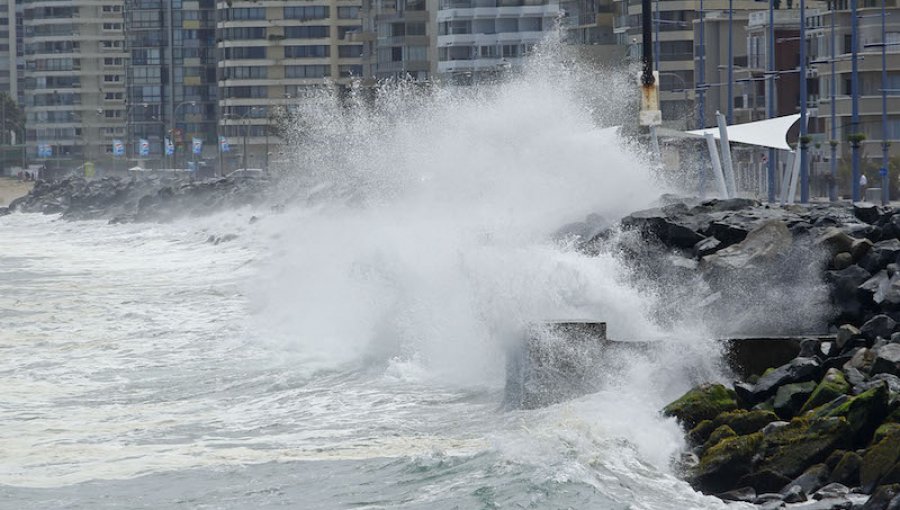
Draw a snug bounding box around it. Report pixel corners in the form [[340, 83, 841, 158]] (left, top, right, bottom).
[[37, 144, 52, 158], [165, 137, 175, 156], [112, 139, 125, 157], [139, 138, 150, 157], [192, 137, 203, 155], [219, 135, 230, 153]]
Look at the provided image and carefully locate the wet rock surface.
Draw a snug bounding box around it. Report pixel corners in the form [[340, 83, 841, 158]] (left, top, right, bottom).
[[595, 198, 900, 508], [5, 175, 272, 223]]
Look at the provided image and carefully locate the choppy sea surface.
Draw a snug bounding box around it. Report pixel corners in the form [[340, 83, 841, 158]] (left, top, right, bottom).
[[0, 211, 743, 509]]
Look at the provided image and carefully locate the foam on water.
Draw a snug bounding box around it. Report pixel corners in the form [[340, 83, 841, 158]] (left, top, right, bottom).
[[1, 37, 747, 508]]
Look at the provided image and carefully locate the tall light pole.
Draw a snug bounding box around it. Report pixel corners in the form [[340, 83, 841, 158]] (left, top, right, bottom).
[[655, 0, 660, 72], [767, 0, 776, 202], [851, 0, 861, 201], [799, 0, 809, 203], [698, 0, 706, 129], [881, 0, 890, 205], [727, 0, 734, 124], [830, 1, 837, 201]]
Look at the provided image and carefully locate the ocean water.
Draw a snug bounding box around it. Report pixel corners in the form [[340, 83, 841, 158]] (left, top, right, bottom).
[[1, 44, 748, 509]]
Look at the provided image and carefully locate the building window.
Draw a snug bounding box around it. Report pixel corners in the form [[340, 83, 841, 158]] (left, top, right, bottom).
[[284, 6, 330, 20], [337, 26, 361, 39], [338, 45, 362, 58], [339, 65, 363, 77], [223, 27, 267, 40], [285, 45, 330, 58], [284, 26, 330, 39], [284, 65, 331, 78], [337, 6, 360, 19], [223, 66, 268, 79], [222, 7, 266, 20], [223, 46, 267, 59]]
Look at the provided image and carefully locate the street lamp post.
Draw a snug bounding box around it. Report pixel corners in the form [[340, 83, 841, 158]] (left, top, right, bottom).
[[698, 0, 707, 130], [831, 2, 838, 201], [767, 0, 776, 202], [851, 0, 861, 201], [881, 0, 890, 205], [728, 0, 734, 124], [799, 0, 809, 203]]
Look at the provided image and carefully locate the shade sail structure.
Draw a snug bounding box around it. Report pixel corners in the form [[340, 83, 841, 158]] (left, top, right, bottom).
[[683, 114, 801, 151]]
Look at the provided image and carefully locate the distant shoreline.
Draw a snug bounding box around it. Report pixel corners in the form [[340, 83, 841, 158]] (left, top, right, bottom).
[[0, 178, 33, 206]]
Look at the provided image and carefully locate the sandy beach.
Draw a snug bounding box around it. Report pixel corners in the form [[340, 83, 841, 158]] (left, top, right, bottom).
[[0, 178, 33, 206]]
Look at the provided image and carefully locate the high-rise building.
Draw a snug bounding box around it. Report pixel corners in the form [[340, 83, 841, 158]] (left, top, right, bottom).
[[360, 0, 436, 81], [613, 0, 767, 128], [22, 0, 126, 173], [216, 0, 364, 171], [561, 0, 616, 45], [436, 0, 559, 82], [808, 3, 900, 164], [124, 0, 218, 171], [0, 0, 22, 102]]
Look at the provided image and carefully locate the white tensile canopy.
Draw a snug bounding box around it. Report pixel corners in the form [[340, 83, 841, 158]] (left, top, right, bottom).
[[684, 114, 801, 151]]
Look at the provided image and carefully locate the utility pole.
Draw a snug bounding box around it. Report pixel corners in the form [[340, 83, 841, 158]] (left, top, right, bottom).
[[727, 0, 734, 124], [767, 0, 776, 202], [698, 0, 706, 130], [830, 1, 837, 201], [800, 0, 809, 202], [881, 0, 890, 205], [851, 0, 861, 201]]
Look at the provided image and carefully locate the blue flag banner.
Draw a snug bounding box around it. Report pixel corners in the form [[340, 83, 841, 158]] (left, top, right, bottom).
[[112, 139, 125, 157], [165, 137, 175, 156], [219, 135, 230, 153], [37, 144, 52, 158], [139, 139, 150, 157], [192, 137, 203, 155]]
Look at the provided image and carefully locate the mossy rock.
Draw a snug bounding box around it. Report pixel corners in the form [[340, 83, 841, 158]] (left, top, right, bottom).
[[663, 383, 738, 429], [755, 416, 853, 480], [822, 383, 890, 446], [800, 368, 851, 415], [829, 450, 862, 486], [700, 425, 738, 454], [690, 432, 764, 494], [860, 427, 900, 492], [712, 409, 779, 436], [774, 381, 817, 420], [688, 419, 716, 445], [753, 398, 776, 414], [873, 423, 900, 445]]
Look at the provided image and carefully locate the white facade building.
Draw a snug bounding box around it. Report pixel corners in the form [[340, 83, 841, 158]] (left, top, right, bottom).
[[436, 0, 559, 80]]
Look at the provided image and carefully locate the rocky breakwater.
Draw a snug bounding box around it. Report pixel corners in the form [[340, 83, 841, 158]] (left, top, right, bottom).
[[2, 174, 271, 222], [593, 197, 900, 508]]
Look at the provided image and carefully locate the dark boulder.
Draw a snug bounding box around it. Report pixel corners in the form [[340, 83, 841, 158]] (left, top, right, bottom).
[[782, 463, 830, 496], [872, 344, 900, 377], [751, 357, 823, 402], [717, 486, 756, 502], [860, 240, 900, 273], [830, 451, 863, 486], [821, 384, 891, 446], [855, 202, 884, 224], [620, 208, 705, 250], [860, 428, 900, 492], [825, 265, 873, 324], [754, 416, 853, 481], [861, 315, 900, 342], [800, 368, 852, 415], [690, 432, 764, 494], [663, 383, 738, 429], [861, 484, 900, 509], [774, 381, 818, 419]]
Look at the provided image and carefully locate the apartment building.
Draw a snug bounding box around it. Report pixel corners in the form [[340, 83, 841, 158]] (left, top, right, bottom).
[[360, 0, 437, 81], [0, 0, 22, 101], [215, 0, 364, 170], [22, 0, 126, 173], [808, 3, 900, 163], [562, 0, 615, 45], [124, 0, 217, 170], [614, 0, 767, 128], [436, 0, 559, 81]]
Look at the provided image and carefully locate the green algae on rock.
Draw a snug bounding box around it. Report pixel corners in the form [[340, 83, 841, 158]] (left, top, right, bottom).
[[663, 383, 738, 429]]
